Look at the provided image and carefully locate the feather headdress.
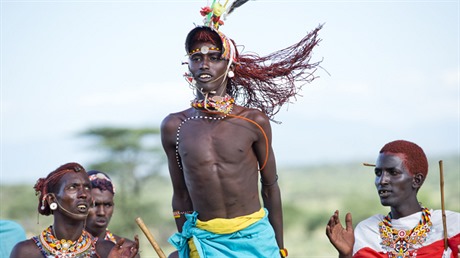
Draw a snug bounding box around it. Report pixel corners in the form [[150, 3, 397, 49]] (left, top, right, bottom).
[[200, 0, 250, 29]]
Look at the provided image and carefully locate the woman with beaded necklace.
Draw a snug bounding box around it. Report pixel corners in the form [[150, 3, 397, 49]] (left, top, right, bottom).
[[326, 140, 460, 257], [10, 162, 139, 258], [160, 1, 322, 257]]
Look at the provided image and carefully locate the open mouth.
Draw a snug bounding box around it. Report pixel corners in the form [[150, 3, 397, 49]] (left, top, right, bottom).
[[197, 73, 212, 82], [77, 204, 88, 213], [378, 190, 391, 197], [199, 74, 211, 79]]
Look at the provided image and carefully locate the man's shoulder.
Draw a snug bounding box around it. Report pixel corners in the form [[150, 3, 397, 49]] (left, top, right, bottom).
[[430, 209, 460, 222], [161, 109, 192, 128], [232, 106, 270, 123], [9, 238, 42, 258]]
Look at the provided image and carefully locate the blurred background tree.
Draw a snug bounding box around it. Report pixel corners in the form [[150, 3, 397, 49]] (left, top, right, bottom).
[[79, 126, 166, 237]]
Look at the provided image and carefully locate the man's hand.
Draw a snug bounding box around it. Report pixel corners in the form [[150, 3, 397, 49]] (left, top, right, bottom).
[[326, 210, 354, 258], [108, 235, 140, 258]]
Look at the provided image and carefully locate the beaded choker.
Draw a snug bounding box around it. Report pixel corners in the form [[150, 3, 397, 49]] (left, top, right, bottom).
[[379, 207, 432, 258], [38, 225, 94, 258], [191, 94, 235, 114]]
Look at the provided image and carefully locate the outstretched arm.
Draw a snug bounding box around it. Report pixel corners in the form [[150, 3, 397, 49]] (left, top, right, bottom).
[[326, 210, 354, 258]]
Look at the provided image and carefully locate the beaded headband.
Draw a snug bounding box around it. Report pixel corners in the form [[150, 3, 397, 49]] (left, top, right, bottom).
[[189, 46, 221, 55], [88, 172, 116, 195], [185, 1, 247, 62]]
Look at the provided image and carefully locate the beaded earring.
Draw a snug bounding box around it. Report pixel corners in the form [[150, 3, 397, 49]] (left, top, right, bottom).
[[41, 196, 46, 210]]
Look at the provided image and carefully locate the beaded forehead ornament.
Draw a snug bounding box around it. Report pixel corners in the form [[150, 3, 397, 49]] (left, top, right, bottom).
[[185, 0, 245, 62]]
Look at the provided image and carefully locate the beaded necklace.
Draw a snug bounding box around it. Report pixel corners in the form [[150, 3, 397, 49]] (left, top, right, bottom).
[[191, 94, 235, 114], [379, 207, 432, 258], [37, 225, 94, 258], [175, 95, 235, 171]]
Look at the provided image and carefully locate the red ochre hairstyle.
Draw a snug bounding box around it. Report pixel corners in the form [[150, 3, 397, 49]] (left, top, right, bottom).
[[379, 140, 428, 177], [185, 25, 323, 121], [34, 162, 86, 216]]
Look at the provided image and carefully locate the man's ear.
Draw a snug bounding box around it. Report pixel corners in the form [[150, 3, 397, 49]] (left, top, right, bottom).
[[46, 193, 56, 204], [413, 173, 425, 189]]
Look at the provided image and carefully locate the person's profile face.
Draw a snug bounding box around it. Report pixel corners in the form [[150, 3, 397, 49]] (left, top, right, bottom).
[[374, 153, 415, 207], [188, 41, 229, 94]]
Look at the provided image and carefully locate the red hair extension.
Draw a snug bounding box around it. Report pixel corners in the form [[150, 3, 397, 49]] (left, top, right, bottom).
[[34, 162, 86, 216], [380, 140, 428, 177], [229, 25, 323, 121]]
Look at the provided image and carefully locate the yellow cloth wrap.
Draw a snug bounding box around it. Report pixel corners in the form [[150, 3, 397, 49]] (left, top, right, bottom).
[[197, 208, 265, 234], [187, 238, 199, 258], [187, 208, 265, 258]]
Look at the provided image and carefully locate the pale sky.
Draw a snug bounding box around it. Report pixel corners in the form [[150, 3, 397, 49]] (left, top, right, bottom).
[[1, 0, 459, 184]]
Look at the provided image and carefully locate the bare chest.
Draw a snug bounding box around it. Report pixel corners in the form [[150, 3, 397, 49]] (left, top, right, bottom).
[[176, 117, 257, 163]]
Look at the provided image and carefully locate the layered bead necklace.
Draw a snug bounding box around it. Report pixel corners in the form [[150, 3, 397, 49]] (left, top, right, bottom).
[[191, 94, 235, 114], [36, 225, 94, 258], [175, 94, 235, 171], [379, 207, 432, 258]]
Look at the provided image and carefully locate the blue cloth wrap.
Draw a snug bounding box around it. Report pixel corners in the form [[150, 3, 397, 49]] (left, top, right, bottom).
[[168, 208, 279, 258]]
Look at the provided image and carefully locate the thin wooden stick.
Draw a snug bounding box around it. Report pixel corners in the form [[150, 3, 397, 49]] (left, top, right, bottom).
[[135, 217, 167, 258], [439, 160, 448, 251], [362, 162, 375, 167]]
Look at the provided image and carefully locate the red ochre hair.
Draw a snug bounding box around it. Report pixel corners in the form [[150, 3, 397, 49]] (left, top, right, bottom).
[[186, 25, 323, 121], [34, 162, 86, 216], [379, 140, 428, 177]]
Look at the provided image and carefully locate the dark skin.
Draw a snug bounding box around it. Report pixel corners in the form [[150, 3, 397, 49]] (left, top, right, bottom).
[[325, 153, 425, 258], [10, 171, 139, 258], [161, 42, 284, 255], [86, 188, 139, 257]]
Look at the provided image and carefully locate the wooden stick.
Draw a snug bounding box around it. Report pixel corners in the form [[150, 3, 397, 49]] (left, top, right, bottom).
[[439, 160, 448, 251], [362, 162, 375, 167], [135, 217, 167, 258]]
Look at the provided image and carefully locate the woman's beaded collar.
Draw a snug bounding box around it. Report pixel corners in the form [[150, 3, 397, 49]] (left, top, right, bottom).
[[37, 225, 94, 258]]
